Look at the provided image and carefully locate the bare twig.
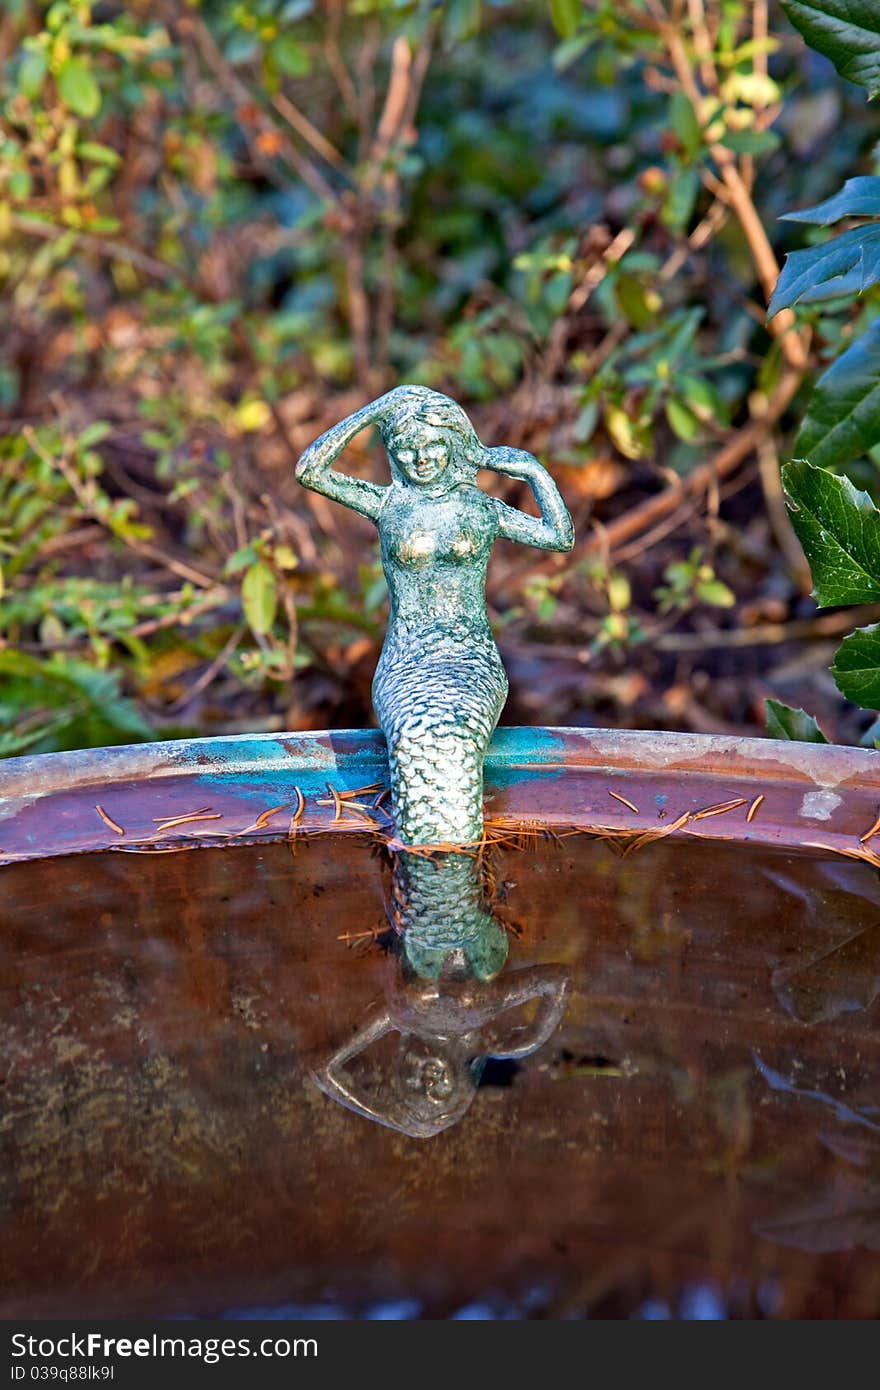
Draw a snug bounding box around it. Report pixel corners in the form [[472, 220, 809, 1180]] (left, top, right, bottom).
[[756, 433, 811, 590], [11, 213, 181, 284], [165, 624, 245, 713]]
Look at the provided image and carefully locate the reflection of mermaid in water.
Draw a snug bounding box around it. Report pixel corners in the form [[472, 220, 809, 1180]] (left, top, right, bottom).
[[313, 835, 571, 1137], [313, 919, 571, 1138], [296, 385, 573, 847]]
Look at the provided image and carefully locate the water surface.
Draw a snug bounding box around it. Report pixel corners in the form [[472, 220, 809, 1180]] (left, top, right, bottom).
[[2, 834, 879, 1318]]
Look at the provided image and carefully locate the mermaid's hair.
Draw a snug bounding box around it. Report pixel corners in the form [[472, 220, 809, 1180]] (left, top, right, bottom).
[[380, 387, 482, 483]]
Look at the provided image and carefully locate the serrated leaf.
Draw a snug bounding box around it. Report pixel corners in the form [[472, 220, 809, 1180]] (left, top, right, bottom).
[[782, 1, 880, 100], [782, 459, 880, 605], [768, 224, 880, 318], [241, 561, 277, 637], [795, 320, 880, 470], [831, 623, 880, 709], [783, 176, 880, 224], [57, 58, 101, 119], [766, 698, 829, 742]]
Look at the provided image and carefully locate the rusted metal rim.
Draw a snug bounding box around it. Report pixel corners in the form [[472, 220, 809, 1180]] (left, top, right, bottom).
[[0, 726, 878, 865]]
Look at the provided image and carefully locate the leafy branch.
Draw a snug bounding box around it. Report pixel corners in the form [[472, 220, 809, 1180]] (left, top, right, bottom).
[[766, 0, 880, 743]]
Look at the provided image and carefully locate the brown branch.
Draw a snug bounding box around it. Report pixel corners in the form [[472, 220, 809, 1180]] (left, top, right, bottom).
[[343, 229, 374, 392], [10, 214, 181, 283], [756, 433, 811, 591], [324, 33, 360, 122], [655, 17, 809, 372], [270, 91, 350, 174], [686, 0, 717, 90], [655, 604, 880, 652], [370, 36, 413, 170]]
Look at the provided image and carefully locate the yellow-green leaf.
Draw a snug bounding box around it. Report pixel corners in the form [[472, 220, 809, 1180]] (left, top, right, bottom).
[[57, 58, 101, 119], [242, 562, 277, 637]]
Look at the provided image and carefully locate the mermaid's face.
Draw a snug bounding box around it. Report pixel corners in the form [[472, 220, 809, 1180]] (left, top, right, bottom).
[[388, 426, 453, 487], [402, 1046, 455, 1102], [393, 1037, 475, 1135]]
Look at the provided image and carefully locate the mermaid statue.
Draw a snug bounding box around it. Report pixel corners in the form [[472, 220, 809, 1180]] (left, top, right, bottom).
[[295, 384, 574, 851], [299, 387, 573, 1130]]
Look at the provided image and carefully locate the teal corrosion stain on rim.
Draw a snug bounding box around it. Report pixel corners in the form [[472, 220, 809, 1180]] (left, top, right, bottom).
[[295, 385, 574, 847], [1, 726, 879, 865]]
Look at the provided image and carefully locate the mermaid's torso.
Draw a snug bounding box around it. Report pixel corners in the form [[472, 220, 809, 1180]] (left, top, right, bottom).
[[373, 484, 508, 847]]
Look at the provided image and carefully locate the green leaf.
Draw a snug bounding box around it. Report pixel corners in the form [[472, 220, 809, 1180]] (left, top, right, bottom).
[[549, 0, 583, 40], [665, 396, 701, 441], [77, 420, 113, 450], [445, 0, 482, 41], [679, 373, 729, 425], [57, 58, 101, 118], [661, 166, 699, 233], [0, 651, 152, 757], [272, 34, 311, 76], [783, 176, 880, 224], [77, 140, 121, 167], [614, 272, 658, 328], [669, 90, 702, 158], [831, 623, 880, 709], [766, 698, 829, 743], [768, 224, 880, 318], [18, 48, 48, 99], [241, 561, 277, 636], [8, 170, 32, 201], [781, 1, 880, 100], [782, 459, 880, 605], [719, 128, 782, 155], [794, 320, 880, 470], [695, 579, 736, 607]]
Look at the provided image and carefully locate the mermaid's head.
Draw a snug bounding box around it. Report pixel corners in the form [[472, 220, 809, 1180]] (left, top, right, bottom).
[[380, 386, 482, 489], [389, 1035, 478, 1137]]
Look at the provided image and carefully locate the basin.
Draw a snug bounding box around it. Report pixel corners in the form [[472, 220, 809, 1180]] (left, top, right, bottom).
[[2, 728, 879, 1318]]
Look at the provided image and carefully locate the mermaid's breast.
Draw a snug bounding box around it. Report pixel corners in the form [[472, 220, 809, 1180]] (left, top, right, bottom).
[[392, 528, 481, 569]]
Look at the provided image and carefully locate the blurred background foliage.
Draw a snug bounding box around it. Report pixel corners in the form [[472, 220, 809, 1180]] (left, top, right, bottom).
[[1, 0, 879, 755]]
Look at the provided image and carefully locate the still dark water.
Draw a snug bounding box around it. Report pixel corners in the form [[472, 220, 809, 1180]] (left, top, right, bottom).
[[2, 834, 879, 1319]]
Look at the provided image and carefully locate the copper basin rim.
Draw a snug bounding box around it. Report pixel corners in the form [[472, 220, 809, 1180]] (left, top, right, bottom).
[[0, 726, 877, 864]]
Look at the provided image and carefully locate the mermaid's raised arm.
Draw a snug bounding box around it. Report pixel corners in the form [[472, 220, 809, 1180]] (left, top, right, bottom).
[[482, 446, 574, 553], [296, 395, 394, 522], [479, 965, 572, 1060], [310, 1007, 396, 1126]]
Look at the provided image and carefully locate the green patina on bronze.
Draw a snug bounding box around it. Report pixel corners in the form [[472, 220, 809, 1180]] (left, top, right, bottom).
[[297, 386, 573, 982], [296, 384, 574, 850]]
